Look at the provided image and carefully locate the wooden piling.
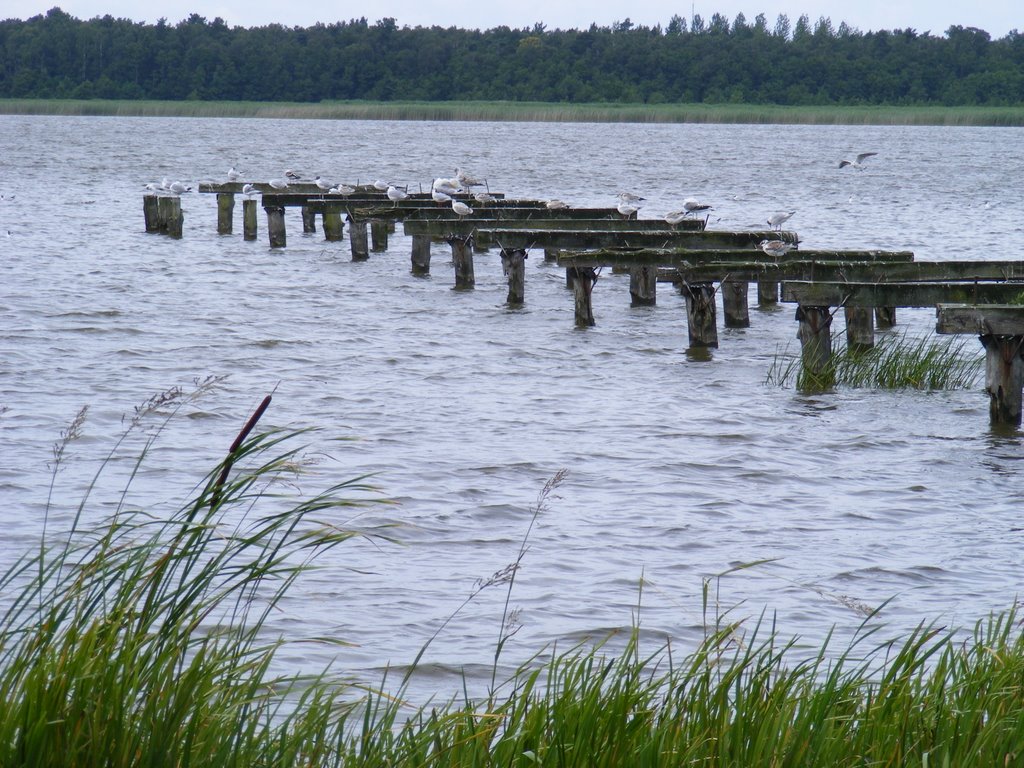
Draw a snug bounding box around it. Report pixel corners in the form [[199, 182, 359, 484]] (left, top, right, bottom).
[[322, 212, 344, 241], [757, 280, 779, 307], [545, 249, 559, 262], [721, 280, 750, 328], [158, 196, 184, 239], [301, 205, 317, 234], [981, 335, 1024, 426], [629, 265, 657, 307], [217, 192, 235, 235], [681, 282, 718, 348], [875, 306, 897, 329], [143, 195, 160, 232], [501, 248, 528, 306], [349, 219, 369, 261], [266, 206, 286, 248], [370, 220, 389, 252], [242, 199, 258, 241], [450, 236, 475, 289], [844, 306, 875, 350], [570, 267, 598, 327], [411, 234, 432, 275], [796, 305, 833, 376]]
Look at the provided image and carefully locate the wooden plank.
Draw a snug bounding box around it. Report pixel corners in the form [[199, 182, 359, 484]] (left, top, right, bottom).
[[473, 228, 794, 250], [936, 304, 1024, 335], [199, 182, 508, 199], [403, 206, 660, 222], [405, 217, 710, 238], [782, 281, 1024, 307], [559, 249, 914, 269], [663, 258, 1018, 283], [259, 193, 521, 208]]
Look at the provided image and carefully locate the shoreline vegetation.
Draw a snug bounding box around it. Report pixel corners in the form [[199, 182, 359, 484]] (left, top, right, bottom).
[[3, 98, 1024, 125], [5, 385, 1024, 765]]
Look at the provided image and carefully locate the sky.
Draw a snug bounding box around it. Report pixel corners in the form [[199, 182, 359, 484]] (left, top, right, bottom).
[[4, 1, 1020, 39]]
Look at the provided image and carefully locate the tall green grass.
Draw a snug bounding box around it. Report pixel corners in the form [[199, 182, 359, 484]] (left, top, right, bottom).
[[4, 98, 1024, 125], [766, 330, 983, 392], [5, 383, 1024, 766]]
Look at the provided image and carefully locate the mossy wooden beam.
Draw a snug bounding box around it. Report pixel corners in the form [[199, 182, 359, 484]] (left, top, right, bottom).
[[782, 281, 1024, 307], [560, 249, 914, 270], [936, 304, 1024, 336], [472, 228, 793, 250], [666, 259, 1023, 284], [405, 218, 710, 238]]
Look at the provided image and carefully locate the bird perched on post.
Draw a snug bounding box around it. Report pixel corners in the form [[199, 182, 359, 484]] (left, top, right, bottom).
[[387, 185, 409, 203], [767, 210, 795, 230], [227, 166, 242, 182], [315, 176, 333, 192], [759, 239, 796, 258], [683, 198, 713, 217], [452, 200, 474, 217], [664, 210, 688, 226]]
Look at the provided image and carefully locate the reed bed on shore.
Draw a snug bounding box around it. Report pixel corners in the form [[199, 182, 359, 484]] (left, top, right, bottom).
[[4, 385, 1022, 766], [766, 330, 982, 392], [3, 98, 1024, 125]]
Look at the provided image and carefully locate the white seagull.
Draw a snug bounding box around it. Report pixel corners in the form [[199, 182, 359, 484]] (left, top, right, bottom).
[[242, 183, 257, 198], [433, 177, 461, 197], [455, 167, 484, 187], [336, 184, 356, 196], [473, 191, 496, 203], [683, 198, 713, 217], [315, 175, 332, 192], [143, 183, 161, 195], [545, 199, 568, 209], [372, 179, 390, 191], [387, 185, 409, 202], [767, 210, 796, 230], [168, 181, 192, 195], [268, 178, 290, 190], [432, 188, 453, 204], [452, 200, 474, 217], [285, 169, 302, 181], [617, 192, 645, 205], [227, 166, 242, 182], [839, 152, 878, 170], [617, 201, 640, 217], [759, 239, 796, 258], [664, 210, 688, 226]]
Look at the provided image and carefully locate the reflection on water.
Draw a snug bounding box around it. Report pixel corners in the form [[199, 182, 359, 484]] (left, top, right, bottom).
[[1, 115, 1024, 700]]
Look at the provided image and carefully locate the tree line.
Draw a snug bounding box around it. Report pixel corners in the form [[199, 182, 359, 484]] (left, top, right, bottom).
[[1, 6, 1022, 106]]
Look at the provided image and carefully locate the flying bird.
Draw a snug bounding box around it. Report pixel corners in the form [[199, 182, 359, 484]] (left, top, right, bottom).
[[767, 210, 795, 230], [839, 152, 878, 170]]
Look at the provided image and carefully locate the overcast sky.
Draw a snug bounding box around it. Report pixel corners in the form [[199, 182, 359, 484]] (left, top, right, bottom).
[[4, 1, 1019, 39]]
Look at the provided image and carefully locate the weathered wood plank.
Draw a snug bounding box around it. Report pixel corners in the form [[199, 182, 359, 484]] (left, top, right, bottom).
[[199, 182, 507, 199], [782, 281, 1024, 307], [665, 259, 1024, 284], [474, 227, 773, 250], [406, 218, 710, 238], [562, 249, 914, 270], [936, 304, 1024, 336]]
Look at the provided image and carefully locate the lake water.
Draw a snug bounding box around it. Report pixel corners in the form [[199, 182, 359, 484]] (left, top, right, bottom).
[[2, 115, 1024, 700]]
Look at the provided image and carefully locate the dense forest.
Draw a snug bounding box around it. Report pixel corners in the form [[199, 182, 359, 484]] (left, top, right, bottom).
[[1, 6, 1023, 105]]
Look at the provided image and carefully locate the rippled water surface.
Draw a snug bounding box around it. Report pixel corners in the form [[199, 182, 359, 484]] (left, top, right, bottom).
[[2, 115, 1024, 698]]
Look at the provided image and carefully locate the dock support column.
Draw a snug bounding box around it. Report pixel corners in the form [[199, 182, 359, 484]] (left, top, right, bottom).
[[876, 306, 897, 329], [501, 248, 527, 306], [796, 305, 833, 378], [242, 199, 258, 241], [323, 212, 344, 241], [721, 280, 750, 328], [265, 206, 286, 248], [758, 280, 779, 307], [349, 219, 369, 261], [545, 249, 559, 262], [981, 335, 1024, 426], [158, 196, 183, 239], [143, 195, 160, 232], [682, 282, 718, 348], [570, 267, 597, 327], [449, 236, 475, 289], [301, 206, 317, 234], [217, 192, 235, 235], [411, 234, 432, 275], [370, 220, 389, 252], [845, 307, 875, 350], [629, 266, 657, 307]]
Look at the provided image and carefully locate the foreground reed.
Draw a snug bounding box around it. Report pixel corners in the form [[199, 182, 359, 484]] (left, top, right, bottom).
[[3, 386, 1022, 766], [766, 330, 982, 392]]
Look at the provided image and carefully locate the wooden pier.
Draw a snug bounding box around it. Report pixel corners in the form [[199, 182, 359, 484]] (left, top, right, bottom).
[[143, 178, 1024, 426]]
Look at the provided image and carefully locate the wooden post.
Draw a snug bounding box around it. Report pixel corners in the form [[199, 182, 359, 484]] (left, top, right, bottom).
[[501, 248, 527, 306], [876, 306, 897, 329], [143, 195, 160, 232], [158, 196, 183, 239], [322, 212, 344, 241], [682, 282, 718, 348], [411, 234, 432, 275], [217, 192, 235, 235], [242, 199, 258, 241], [570, 267, 597, 327], [629, 265, 657, 307], [980, 335, 1024, 426], [301, 205, 317, 234], [757, 280, 779, 307], [545, 249, 559, 262], [450, 236, 475, 289], [721, 280, 750, 328], [844, 306, 875, 350], [370, 219, 389, 252], [265, 205, 286, 248], [349, 219, 369, 261], [796, 305, 833, 376]]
